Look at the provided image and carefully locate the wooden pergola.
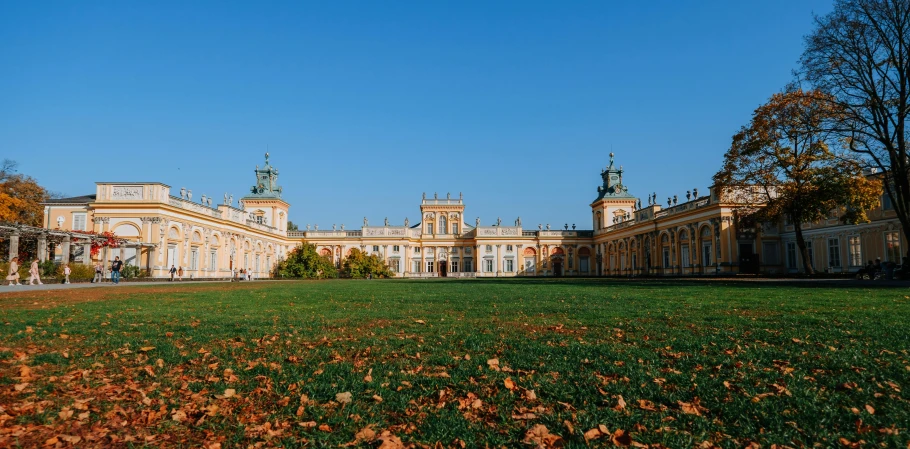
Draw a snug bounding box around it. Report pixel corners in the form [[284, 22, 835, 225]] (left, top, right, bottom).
[[0, 224, 156, 273]]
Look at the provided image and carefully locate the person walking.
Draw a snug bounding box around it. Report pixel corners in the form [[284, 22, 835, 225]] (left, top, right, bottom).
[[6, 257, 21, 286], [111, 256, 123, 284], [93, 262, 103, 283], [169, 264, 177, 281], [177, 266, 183, 281], [247, 268, 252, 281], [63, 264, 71, 284], [28, 259, 43, 285]]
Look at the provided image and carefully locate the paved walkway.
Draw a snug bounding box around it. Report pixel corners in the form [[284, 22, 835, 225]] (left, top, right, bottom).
[[0, 280, 240, 292]]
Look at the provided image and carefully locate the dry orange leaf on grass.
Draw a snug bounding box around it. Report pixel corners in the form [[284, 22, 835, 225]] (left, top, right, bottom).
[[523, 424, 564, 448], [215, 388, 236, 399], [364, 368, 373, 383], [504, 377, 517, 390], [336, 391, 353, 404]]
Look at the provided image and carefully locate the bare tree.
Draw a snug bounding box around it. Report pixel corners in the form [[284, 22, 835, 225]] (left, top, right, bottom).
[[801, 0, 910, 253]]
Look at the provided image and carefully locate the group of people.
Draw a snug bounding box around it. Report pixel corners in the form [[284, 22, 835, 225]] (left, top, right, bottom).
[[91, 257, 124, 284], [856, 257, 910, 280], [4, 257, 43, 286], [231, 267, 255, 282]]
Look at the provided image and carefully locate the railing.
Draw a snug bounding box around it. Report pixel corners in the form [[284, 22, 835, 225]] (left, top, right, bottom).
[[169, 196, 221, 218], [475, 226, 522, 237], [536, 230, 593, 238], [421, 198, 463, 205], [522, 231, 537, 237], [245, 220, 278, 233], [287, 231, 306, 238]]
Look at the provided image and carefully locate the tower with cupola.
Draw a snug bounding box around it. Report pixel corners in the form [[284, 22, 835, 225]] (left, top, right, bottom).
[[591, 153, 638, 231], [240, 153, 290, 234]]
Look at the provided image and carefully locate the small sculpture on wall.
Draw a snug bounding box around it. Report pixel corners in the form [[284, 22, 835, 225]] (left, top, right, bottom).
[[332, 224, 336, 231], [384, 217, 389, 226], [404, 217, 409, 227], [546, 224, 551, 230], [363, 217, 368, 227], [341, 224, 345, 230]]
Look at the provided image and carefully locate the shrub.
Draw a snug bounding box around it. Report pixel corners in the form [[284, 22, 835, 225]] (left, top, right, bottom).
[[65, 263, 95, 282], [341, 248, 393, 279], [272, 244, 337, 279], [121, 264, 142, 279], [39, 260, 57, 277]]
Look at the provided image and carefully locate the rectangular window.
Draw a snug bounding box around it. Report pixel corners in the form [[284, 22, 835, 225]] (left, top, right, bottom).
[[662, 247, 670, 268], [680, 245, 690, 268], [412, 261, 420, 272], [167, 244, 177, 268], [451, 224, 458, 234], [426, 261, 434, 272], [848, 236, 862, 266], [372, 245, 379, 252], [828, 238, 841, 268], [883, 194, 894, 210], [393, 245, 400, 252], [762, 242, 779, 265], [256, 255, 261, 272], [505, 259, 514, 272], [464, 260, 473, 272], [414, 247, 421, 254], [72, 213, 87, 231], [209, 250, 217, 271], [786, 242, 797, 269], [702, 242, 712, 266], [190, 248, 199, 270], [450, 261, 458, 272], [465, 247, 472, 255], [484, 259, 493, 272], [506, 245, 513, 252], [485, 245, 493, 252], [885, 231, 901, 262], [580, 257, 589, 272]]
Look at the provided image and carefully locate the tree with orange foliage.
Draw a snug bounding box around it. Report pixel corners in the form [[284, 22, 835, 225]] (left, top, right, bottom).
[[714, 88, 882, 274], [0, 159, 49, 227]]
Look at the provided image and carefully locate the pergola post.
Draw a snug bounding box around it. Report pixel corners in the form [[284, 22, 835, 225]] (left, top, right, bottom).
[[61, 235, 71, 264], [37, 234, 47, 262], [82, 242, 92, 265], [8, 231, 19, 261]]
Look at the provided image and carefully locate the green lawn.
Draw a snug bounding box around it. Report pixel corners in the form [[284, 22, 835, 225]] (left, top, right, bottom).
[[1, 279, 909, 448]]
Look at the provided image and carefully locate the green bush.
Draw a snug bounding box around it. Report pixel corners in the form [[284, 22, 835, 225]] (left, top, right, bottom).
[[272, 244, 337, 279], [341, 248, 393, 279], [121, 264, 142, 279], [39, 260, 57, 277], [64, 263, 95, 282]]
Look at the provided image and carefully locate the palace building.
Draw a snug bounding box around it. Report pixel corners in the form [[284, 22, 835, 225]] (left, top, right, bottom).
[[42, 153, 904, 278]]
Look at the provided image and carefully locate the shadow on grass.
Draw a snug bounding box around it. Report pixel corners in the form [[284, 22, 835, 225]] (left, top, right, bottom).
[[391, 276, 909, 290]]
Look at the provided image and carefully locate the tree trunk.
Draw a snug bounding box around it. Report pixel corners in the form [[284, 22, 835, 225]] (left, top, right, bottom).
[[793, 220, 814, 275]]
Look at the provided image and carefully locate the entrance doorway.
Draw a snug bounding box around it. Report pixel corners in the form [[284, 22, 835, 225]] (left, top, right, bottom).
[[438, 260, 447, 277], [739, 243, 759, 274], [553, 260, 562, 277]]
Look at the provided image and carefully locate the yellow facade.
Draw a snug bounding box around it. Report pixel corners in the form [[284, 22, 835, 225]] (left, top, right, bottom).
[[42, 153, 903, 278]]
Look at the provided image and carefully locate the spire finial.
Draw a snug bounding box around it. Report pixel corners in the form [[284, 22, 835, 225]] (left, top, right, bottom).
[[609, 152, 615, 167], [265, 152, 270, 165]]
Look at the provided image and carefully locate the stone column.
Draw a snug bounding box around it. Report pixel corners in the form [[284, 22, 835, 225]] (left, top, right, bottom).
[[37, 234, 48, 262], [8, 231, 19, 261], [516, 244, 523, 275], [476, 245, 482, 274], [420, 244, 425, 274], [495, 244, 502, 276], [61, 235, 71, 264], [82, 242, 92, 264]]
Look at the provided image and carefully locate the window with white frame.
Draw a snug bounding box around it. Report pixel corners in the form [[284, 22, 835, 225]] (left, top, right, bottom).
[[506, 245, 513, 252], [464, 260, 473, 272], [848, 236, 862, 266], [426, 261, 435, 272], [505, 259, 514, 272], [414, 247, 421, 254], [786, 242, 797, 268], [885, 231, 901, 262], [72, 213, 87, 231], [393, 245, 400, 252], [762, 242, 779, 265], [465, 247, 472, 255], [372, 245, 379, 252], [450, 260, 458, 272], [412, 261, 420, 272], [484, 259, 493, 272], [485, 245, 492, 252], [209, 250, 217, 271], [662, 247, 670, 268], [702, 241, 712, 266], [190, 248, 199, 270], [451, 223, 459, 234], [827, 238, 841, 268]]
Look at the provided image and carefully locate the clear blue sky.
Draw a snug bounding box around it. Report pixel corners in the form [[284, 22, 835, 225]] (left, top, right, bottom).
[[0, 0, 833, 230]]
